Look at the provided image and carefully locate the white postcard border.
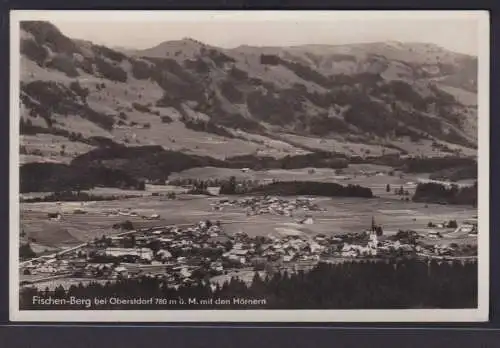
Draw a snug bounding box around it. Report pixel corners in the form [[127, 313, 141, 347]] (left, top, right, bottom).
[[9, 10, 490, 322]]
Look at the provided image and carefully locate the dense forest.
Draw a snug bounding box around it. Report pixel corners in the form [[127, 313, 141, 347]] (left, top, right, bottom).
[[19, 148, 348, 192], [412, 182, 477, 206], [20, 259, 477, 310], [243, 181, 374, 198], [217, 177, 373, 197], [226, 152, 350, 170], [168, 177, 259, 189], [429, 164, 478, 182], [20, 140, 476, 193], [72, 146, 350, 172], [403, 157, 477, 173], [19, 162, 145, 193], [20, 190, 141, 203]]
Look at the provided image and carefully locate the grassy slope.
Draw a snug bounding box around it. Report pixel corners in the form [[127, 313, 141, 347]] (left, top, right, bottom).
[[134, 40, 478, 156], [20, 47, 307, 161], [20, 134, 95, 164], [19, 24, 478, 164]]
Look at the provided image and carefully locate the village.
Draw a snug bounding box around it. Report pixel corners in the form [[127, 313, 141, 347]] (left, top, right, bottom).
[[19, 194, 478, 291], [211, 196, 325, 219]]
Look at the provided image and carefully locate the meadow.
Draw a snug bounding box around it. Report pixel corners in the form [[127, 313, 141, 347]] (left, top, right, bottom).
[[20, 191, 477, 252], [19, 164, 477, 253]]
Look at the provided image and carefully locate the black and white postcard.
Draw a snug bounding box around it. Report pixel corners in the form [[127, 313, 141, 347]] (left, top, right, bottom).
[[9, 10, 490, 322]]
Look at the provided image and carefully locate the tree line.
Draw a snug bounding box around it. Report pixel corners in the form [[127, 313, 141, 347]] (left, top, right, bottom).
[[168, 177, 260, 189], [20, 141, 476, 194], [179, 177, 374, 198], [412, 182, 477, 206], [20, 190, 141, 203], [403, 157, 477, 174], [20, 259, 477, 310], [243, 181, 374, 198], [20, 162, 146, 193]]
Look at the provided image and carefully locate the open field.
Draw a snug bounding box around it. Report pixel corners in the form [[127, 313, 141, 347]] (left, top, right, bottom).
[[19, 155, 478, 252], [170, 164, 396, 182], [171, 164, 398, 181], [21, 195, 224, 247], [436, 84, 477, 106], [221, 197, 476, 240], [20, 163, 413, 201], [20, 184, 188, 201], [20, 134, 95, 165], [19, 165, 477, 252], [112, 119, 303, 159], [389, 138, 477, 158], [169, 164, 427, 198], [280, 133, 477, 158], [21, 189, 477, 251], [281, 134, 400, 156]]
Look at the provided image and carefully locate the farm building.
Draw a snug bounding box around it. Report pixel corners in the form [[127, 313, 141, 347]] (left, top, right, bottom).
[[427, 230, 442, 239], [157, 249, 173, 260], [454, 218, 478, 236], [47, 212, 62, 221], [300, 216, 314, 225], [104, 247, 154, 261]]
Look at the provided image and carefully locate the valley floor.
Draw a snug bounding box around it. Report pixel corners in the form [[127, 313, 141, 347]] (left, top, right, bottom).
[[19, 165, 478, 253], [20, 192, 477, 251]]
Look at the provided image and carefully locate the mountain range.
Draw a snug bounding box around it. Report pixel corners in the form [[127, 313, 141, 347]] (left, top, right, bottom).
[[19, 21, 478, 166]]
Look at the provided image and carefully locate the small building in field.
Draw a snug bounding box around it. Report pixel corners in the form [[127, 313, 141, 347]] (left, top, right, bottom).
[[47, 212, 61, 221], [455, 218, 478, 236], [104, 247, 153, 261], [296, 215, 313, 225], [157, 249, 173, 261], [427, 230, 442, 239]]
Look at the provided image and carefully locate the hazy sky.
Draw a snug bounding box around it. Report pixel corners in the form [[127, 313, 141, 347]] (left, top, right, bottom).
[[15, 11, 485, 55]]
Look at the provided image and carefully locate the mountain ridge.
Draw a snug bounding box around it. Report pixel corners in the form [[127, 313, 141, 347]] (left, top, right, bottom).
[[19, 21, 478, 166]]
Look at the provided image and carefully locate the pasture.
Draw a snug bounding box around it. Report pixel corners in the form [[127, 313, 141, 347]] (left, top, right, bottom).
[[170, 164, 398, 182], [19, 164, 477, 252], [20, 134, 95, 165], [220, 197, 476, 239], [281, 133, 477, 158], [20, 191, 477, 251], [20, 56, 306, 161], [169, 164, 427, 198]]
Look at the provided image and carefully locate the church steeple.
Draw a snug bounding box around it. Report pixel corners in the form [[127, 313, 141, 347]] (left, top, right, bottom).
[[371, 216, 383, 236]]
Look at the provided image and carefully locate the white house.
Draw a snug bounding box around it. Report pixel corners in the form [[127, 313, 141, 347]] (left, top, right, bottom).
[[105, 247, 154, 261], [48, 213, 62, 221], [427, 230, 442, 239], [157, 249, 172, 260], [300, 216, 314, 225]]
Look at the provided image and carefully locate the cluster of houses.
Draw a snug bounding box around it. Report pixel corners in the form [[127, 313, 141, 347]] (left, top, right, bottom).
[[104, 208, 161, 220], [20, 215, 478, 288], [416, 242, 477, 258], [211, 196, 325, 218], [334, 230, 476, 259], [21, 220, 331, 287], [46, 209, 161, 222], [339, 232, 380, 257], [427, 218, 478, 239]]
